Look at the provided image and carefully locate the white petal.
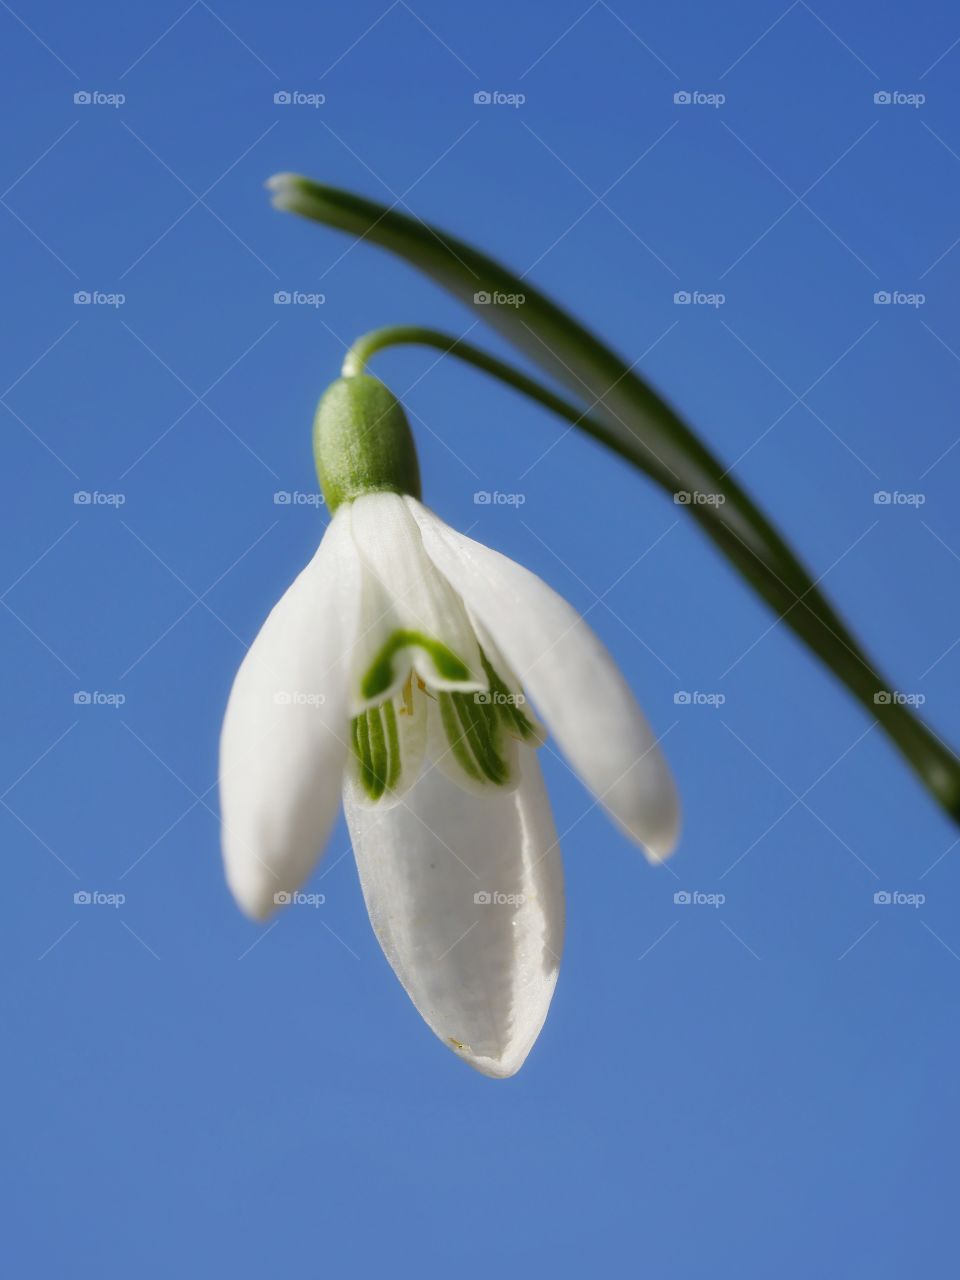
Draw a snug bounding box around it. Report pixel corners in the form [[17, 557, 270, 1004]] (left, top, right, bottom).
[[408, 498, 680, 861], [220, 508, 357, 920], [345, 748, 564, 1078], [347, 491, 486, 708]]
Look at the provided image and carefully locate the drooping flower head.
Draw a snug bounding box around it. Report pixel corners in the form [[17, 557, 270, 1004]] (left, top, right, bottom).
[[220, 373, 679, 1076]]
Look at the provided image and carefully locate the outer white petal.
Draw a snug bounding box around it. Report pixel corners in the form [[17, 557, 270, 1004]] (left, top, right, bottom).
[[220, 508, 357, 920], [407, 498, 680, 861], [345, 741, 564, 1078]]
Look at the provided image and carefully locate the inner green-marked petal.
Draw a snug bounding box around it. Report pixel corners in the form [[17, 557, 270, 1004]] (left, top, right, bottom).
[[352, 652, 536, 802], [353, 703, 393, 801], [479, 650, 541, 743], [438, 689, 512, 787], [454, 692, 510, 784], [438, 692, 484, 782], [382, 699, 401, 791], [361, 629, 472, 700]]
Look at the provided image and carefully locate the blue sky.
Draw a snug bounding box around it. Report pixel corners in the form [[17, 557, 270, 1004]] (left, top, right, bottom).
[[3, 0, 960, 1274]]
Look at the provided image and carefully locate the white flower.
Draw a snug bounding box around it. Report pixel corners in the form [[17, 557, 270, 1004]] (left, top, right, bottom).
[[220, 489, 679, 1077]]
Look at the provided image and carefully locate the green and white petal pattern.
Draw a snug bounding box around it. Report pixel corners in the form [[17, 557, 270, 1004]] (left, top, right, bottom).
[[219, 507, 356, 920], [346, 671, 429, 807], [407, 497, 680, 863], [344, 743, 564, 1078]]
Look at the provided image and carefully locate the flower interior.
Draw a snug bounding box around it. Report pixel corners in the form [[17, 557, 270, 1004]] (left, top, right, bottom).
[[350, 642, 541, 802]]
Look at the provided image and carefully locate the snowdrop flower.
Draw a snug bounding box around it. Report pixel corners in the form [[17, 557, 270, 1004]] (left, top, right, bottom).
[[220, 374, 679, 1076]]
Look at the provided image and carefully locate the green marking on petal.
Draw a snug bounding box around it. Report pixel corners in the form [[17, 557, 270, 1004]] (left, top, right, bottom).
[[361, 629, 471, 700], [460, 692, 511, 784], [382, 699, 401, 792], [438, 692, 484, 782], [439, 689, 512, 787], [368, 703, 387, 797], [353, 703, 391, 800], [352, 699, 406, 800], [479, 650, 541, 743]]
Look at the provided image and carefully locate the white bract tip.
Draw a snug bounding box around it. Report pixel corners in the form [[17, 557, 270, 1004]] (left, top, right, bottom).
[[265, 172, 310, 213]]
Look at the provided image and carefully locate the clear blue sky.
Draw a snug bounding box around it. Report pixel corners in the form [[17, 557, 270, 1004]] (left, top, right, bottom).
[[3, 1, 960, 1274]]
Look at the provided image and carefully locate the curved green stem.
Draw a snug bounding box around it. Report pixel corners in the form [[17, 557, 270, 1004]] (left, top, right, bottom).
[[343, 323, 960, 824]]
